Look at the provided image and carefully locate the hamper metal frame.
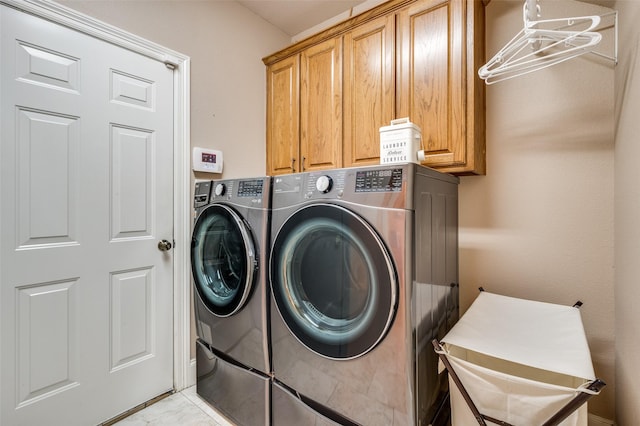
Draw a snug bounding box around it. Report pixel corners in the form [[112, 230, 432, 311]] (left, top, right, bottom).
[[433, 339, 605, 426]]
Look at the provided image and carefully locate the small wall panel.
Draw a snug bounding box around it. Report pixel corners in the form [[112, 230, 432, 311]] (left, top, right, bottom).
[[110, 125, 153, 240], [110, 69, 154, 110], [17, 108, 79, 248], [16, 279, 78, 406], [16, 41, 79, 93], [110, 268, 154, 370]]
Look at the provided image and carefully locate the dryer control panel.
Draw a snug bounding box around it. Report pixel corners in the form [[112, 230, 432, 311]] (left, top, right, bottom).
[[354, 168, 403, 193]]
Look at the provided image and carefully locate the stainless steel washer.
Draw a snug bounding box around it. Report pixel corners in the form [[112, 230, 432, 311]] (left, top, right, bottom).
[[191, 177, 271, 425], [269, 164, 459, 425]]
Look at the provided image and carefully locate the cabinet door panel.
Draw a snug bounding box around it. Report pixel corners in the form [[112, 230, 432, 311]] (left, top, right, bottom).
[[343, 14, 395, 168], [398, 0, 466, 169], [267, 55, 299, 175], [300, 38, 342, 172]]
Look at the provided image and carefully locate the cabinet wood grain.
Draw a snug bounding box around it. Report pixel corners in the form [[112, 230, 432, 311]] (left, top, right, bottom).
[[266, 55, 300, 175], [300, 38, 343, 172], [343, 14, 395, 168]]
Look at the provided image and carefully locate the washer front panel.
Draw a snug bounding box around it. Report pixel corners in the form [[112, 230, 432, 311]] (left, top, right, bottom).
[[191, 204, 256, 317]]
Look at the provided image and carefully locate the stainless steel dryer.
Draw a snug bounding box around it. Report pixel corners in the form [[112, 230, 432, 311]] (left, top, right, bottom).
[[191, 177, 270, 426], [269, 164, 459, 426]]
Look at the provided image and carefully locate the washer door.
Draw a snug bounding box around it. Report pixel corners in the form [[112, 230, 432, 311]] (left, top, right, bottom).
[[270, 204, 397, 359], [191, 204, 256, 317]]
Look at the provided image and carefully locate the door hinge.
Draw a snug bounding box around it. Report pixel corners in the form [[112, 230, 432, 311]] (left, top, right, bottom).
[[164, 61, 178, 70]]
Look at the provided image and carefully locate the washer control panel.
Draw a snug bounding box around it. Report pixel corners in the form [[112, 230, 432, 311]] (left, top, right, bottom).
[[207, 178, 269, 207], [237, 179, 264, 197], [193, 180, 212, 208]]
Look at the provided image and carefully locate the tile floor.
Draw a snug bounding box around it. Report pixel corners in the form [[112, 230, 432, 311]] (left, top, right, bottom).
[[113, 386, 234, 426]]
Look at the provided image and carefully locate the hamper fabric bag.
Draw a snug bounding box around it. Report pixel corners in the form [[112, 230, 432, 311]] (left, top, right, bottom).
[[434, 291, 604, 426]]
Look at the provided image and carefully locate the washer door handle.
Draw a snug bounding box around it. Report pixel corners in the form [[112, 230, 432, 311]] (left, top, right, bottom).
[[158, 239, 173, 251]]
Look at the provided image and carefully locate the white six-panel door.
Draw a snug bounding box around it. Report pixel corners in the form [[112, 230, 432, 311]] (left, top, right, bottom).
[[1, 5, 175, 425]]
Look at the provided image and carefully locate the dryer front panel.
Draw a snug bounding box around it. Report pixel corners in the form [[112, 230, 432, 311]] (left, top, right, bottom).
[[191, 204, 256, 317], [270, 203, 397, 359]]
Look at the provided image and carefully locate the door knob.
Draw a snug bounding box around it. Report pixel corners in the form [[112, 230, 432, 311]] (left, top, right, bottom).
[[158, 239, 173, 251]]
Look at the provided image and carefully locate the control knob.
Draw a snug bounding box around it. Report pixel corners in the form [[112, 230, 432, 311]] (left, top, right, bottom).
[[315, 175, 333, 193], [214, 183, 226, 197]]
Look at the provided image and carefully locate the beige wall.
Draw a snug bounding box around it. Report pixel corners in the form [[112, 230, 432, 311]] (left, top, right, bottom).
[[59, 0, 622, 421], [59, 0, 291, 180], [614, 1, 640, 425], [459, 0, 615, 420]]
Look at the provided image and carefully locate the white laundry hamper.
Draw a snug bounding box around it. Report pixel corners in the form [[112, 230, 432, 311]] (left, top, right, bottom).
[[433, 290, 605, 426]]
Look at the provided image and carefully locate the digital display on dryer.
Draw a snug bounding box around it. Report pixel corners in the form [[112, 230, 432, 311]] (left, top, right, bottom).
[[355, 168, 403, 192]]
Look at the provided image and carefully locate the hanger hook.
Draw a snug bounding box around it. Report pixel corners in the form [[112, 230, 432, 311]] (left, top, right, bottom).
[[524, 0, 541, 25]]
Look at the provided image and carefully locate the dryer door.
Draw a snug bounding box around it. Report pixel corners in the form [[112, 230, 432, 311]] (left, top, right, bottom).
[[191, 204, 256, 317], [270, 204, 397, 359]]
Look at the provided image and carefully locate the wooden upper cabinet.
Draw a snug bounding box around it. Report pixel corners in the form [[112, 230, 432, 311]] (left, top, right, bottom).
[[264, 0, 485, 176], [266, 55, 299, 175], [343, 14, 395, 168], [398, 0, 485, 174], [300, 38, 343, 172]]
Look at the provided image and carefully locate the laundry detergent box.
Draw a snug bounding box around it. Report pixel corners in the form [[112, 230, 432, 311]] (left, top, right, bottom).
[[379, 118, 423, 165]]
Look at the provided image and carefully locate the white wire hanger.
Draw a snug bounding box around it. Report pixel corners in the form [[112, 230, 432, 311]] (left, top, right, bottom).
[[478, 0, 606, 85]]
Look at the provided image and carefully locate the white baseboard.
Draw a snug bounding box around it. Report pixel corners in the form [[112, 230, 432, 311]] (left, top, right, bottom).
[[589, 413, 615, 426]]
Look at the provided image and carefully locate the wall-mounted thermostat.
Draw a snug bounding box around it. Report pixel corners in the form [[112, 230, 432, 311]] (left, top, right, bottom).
[[193, 147, 223, 173]]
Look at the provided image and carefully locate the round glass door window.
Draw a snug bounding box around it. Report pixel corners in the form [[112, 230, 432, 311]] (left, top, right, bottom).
[[270, 204, 397, 359], [191, 204, 256, 317]]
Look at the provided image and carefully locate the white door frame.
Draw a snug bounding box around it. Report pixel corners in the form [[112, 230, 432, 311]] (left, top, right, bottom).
[[0, 0, 192, 391]]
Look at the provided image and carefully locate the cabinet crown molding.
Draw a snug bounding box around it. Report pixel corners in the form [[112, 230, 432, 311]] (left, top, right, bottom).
[[263, 0, 416, 66]]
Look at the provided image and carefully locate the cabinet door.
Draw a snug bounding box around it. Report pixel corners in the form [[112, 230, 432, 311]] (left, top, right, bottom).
[[267, 55, 300, 175], [398, 0, 485, 174], [343, 14, 395, 168], [300, 37, 342, 172]]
